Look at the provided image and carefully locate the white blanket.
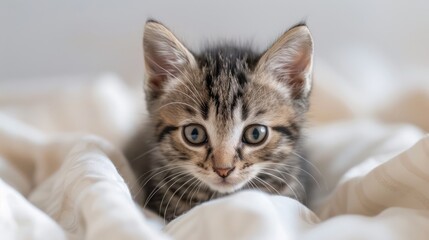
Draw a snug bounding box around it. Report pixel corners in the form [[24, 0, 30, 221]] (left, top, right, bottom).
[[1, 73, 428, 239]]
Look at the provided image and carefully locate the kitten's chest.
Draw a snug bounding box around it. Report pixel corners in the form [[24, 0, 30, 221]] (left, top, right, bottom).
[[143, 172, 213, 221], [142, 168, 301, 221]]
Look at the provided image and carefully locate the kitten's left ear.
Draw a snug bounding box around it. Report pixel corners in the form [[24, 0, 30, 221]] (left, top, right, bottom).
[[256, 24, 314, 100], [143, 20, 197, 101]]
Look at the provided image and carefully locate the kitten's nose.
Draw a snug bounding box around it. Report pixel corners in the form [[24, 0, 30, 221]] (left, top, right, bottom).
[[213, 167, 235, 178]]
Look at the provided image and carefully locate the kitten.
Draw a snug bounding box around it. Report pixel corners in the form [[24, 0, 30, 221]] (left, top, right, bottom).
[[126, 19, 314, 221]]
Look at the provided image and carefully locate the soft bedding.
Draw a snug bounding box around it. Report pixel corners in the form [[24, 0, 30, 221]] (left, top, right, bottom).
[[0, 73, 428, 239]]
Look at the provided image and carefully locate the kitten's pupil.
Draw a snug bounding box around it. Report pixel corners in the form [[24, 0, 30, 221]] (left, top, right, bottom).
[[252, 128, 260, 140], [191, 128, 199, 141]]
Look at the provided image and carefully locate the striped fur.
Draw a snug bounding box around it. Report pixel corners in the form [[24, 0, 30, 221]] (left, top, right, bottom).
[[125, 20, 314, 221]]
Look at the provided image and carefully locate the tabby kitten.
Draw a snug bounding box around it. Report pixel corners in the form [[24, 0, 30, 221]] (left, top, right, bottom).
[[126, 20, 314, 221]]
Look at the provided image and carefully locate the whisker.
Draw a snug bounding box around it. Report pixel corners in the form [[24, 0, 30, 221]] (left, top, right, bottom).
[[140, 164, 186, 190], [253, 176, 281, 195], [188, 179, 202, 206], [159, 172, 193, 219], [265, 162, 323, 190], [246, 179, 256, 191], [168, 89, 202, 108], [143, 170, 185, 207], [169, 177, 199, 222], [208, 190, 216, 201], [143, 171, 190, 208], [145, 56, 205, 106], [129, 146, 160, 163], [258, 169, 301, 201], [259, 167, 305, 191], [156, 101, 200, 113], [132, 164, 185, 199], [291, 151, 323, 178], [189, 180, 204, 206], [165, 58, 206, 106]]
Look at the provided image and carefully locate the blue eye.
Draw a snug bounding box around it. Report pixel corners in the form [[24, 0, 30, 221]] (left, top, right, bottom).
[[183, 124, 207, 145], [243, 125, 268, 145]]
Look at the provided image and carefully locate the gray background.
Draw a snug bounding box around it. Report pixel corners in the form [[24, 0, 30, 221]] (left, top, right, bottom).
[[1, 0, 428, 85]]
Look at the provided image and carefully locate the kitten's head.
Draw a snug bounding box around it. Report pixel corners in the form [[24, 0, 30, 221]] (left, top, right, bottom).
[[143, 20, 313, 194]]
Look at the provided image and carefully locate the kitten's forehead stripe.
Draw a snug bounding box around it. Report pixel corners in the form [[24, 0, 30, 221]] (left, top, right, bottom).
[[230, 87, 244, 114], [200, 101, 209, 120], [236, 72, 247, 88], [241, 99, 249, 121], [197, 45, 258, 123], [196, 45, 260, 70], [255, 109, 267, 117], [185, 106, 196, 115]]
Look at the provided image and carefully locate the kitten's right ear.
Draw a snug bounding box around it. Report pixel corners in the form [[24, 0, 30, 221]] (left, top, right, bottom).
[[256, 24, 313, 101], [143, 20, 196, 101]]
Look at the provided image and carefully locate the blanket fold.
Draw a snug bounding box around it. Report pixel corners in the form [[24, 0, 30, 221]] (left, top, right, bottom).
[[1, 75, 428, 239]]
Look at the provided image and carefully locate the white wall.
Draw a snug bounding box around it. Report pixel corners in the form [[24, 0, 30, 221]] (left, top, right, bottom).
[[1, 0, 429, 85]]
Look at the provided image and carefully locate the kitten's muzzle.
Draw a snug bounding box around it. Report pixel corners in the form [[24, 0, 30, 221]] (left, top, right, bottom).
[[213, 166, 235, 178]]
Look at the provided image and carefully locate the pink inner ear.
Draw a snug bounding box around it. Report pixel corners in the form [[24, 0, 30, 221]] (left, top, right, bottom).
[[149, 75, 165, 89], [281, 49, 312, 99], [147, 75, 166, 100], [290, 50, 311, 79], [145, 51, 179, 93], [146, 50, 177, 76]]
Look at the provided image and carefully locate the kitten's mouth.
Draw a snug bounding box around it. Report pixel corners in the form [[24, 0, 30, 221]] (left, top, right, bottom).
[[193, 167, 258, 194], [206, 175, 251, 194], [218, 178, 234, 185]]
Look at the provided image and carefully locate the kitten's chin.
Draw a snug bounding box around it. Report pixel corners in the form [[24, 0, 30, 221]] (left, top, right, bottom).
[[191, 168, 258, 194], [204, 178, 248, 194]]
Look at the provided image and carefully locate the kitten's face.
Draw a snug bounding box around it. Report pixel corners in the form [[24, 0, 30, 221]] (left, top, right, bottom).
[[143, 20, 313, 194]]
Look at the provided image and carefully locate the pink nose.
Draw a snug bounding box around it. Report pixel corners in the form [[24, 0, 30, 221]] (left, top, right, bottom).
[[213, 167, 235, 178]]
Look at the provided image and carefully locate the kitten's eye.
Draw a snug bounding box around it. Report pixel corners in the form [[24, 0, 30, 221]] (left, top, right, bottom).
[[243, 125, 268, 145], [183, 124, 207, 145]]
